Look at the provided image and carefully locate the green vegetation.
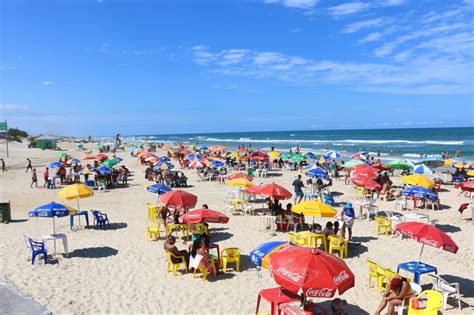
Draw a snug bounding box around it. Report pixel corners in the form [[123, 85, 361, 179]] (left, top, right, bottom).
[[7, 127, 29, 138]]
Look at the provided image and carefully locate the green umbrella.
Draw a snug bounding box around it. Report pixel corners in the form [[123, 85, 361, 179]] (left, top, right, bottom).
[[189, 144, 196, 149], [290, 153, 307, 163], [342, 159, 366, 168], [281, 152, 293, 160], [171, 145, 181, 150], [57, 152, 68, 158], [102, 159, 119, 167], [385, 160, 414, 170]]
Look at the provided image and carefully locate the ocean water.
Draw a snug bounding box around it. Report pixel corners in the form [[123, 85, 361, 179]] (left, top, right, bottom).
[[131, 127, 474, 160]]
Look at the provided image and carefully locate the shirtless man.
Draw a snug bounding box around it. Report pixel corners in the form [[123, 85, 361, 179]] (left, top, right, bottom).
[[164, 235, 189, 265]]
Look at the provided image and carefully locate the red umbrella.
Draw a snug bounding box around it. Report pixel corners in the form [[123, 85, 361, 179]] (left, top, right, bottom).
[[96, 153, 109, 161], [269, 247, 354, 298], [459, 181, 474, 192], [353, 165, 379, 179], [244, 185, 263, 194], [351, 153, 366, 160], [252, 183, 292, 200], [249, 151, 269, 160], [181, 208, 229, 224], [159, 190, 197, 208], [372, 163, 389, 171], [352, 176, 382, 191], [82, 155, 96, 160], [393, 222, 459, 254], [228, 172, 253, 181]]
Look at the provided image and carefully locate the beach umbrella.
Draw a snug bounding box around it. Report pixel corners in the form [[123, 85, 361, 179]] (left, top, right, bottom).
[[181, 208, 229, 224], [250, 241, 293, 269], [267, 151, 281, 159], [290, 153, 307, 163], [82, 154, 96, 160], [415, 157, 444, 168], [400, 186, 438, 201], [305, 152, 318, 159], [48, 161, 63, 168], [149, 157, 161, 165], [114, 156, 123, 162], [318, 156, 326, 164], [251, 183, 292, 200], [305, 167, 328, 179], [352, 176, 382, 191], [393, 222, 458, 266], [325, 151, 341, 159], [463, 161, 474, 169], [371, 163, 389, 172], [28, 202, 76, 254], [95, 153, 109, 161], [160, 190, 197, 208], [189, 159, 205, 169], [186, 153, 203, 161], [385, 160, 414, 170], [102, 159, 119, 168], [162, 145, 172, 150], [66, 158, 81, 166], [159, 156, 170, 161], [227, 178, 254, 188], [226, 152, 240, 159], [268, 246, 355, 298], [413, 164, 435, 175], [467, 170, 474, 177], [78, 166, 95, 175], [227, 172, 253, 181], [146, 183, 172, 195], [402, 174, 435, 189], [57, 152, 68, 158], [353, 164, 379, 179], [208, 160, 224, 168], [249, 151, 269, 160], [58, 183, 94, 201], [351, 153, 366, 160], [97, 165, 112, 175], [459, 181, 474, 192], [342, 159, 366, 168], [154, 160, 174, 170], [292, 200, 337, 218], [200, 146, 208, 150], [281, 152, 293, 160]]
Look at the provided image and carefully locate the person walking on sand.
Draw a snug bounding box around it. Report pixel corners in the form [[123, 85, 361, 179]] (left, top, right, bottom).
[[31, 169, 38, 188], [43, 167, 49, 187], [292, 174, 305, 204], [1, 159, 7, 173], [26, 158, 33, 172]]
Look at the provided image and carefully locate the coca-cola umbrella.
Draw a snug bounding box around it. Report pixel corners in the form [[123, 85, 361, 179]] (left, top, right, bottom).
[[227, 172, 253, 181], [352, 176, 382, 191], [459, 181, 474, 193], [353, 164, 379, 179], [252, 183, 292, 200], [393, 222, 458, 266], [249, 151, 269, 160], [269, 246, 354, 299], [181, 208, 229, 224], [159, 190, 197, 209]]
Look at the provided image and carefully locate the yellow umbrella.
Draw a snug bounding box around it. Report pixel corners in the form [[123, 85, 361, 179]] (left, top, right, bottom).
[[402, 174, 435, 189], [292, 200, 337, 217], [226, 178, 254, 188], [318, 156, 326, 164], [467, 170, 474, 176], [443, 159, 455, 166], [80, 166, 95, 175], [227, 152, 240, 159], [58, 183, 94, 200], [453, 161, 465, 168], [267, 151, 281, 159], [463, 161, 474, 169]]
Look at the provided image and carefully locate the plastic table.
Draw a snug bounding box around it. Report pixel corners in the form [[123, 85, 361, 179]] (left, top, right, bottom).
[[258, 215, 277, 235], [43, 233, 68, 257], [255, 287, 300, 315], [403, 213, 430, 223], [352, 199, 376, 219], [397, 261, 437, 284], [70, 210, 90, 230], [280, 301, 328, 315], [297, 231, 327, 251]]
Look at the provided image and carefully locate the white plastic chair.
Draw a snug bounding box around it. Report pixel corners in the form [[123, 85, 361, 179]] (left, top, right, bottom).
[[366, 205, 379, 221], [243, 204, 255, 216], [429, 274, 461, 310], [286, 215, 302, 233], [261, 168, 268, 177], [23, 234, 32, 261], [395, 197, 407, 212]]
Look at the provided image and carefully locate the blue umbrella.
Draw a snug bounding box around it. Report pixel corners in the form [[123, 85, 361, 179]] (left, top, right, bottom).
[[97, 165, 112, 175], [400, 186, 438, 201], [160, 156, 171, 161], [325, 151, 341, 159], [48, 162, 63, 168], [306, 167, 328, 179], [147, 183, 171, 195], [114, 156, 123, 162], [154, 160, 174, 170], [413, 164, 434, 175], [200, 146, 209, 150], [250, 241, 293, 268], [209, 160, 224, 168], [186, 153, 202, 162], [305, 152, 317, 159], [69, 158, 80, 165]]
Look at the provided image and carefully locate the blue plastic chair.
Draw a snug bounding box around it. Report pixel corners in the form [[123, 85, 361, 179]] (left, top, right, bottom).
[[323, 194, 335, 206], [91, 210, 110, 229], [29, 238, 48, 265]]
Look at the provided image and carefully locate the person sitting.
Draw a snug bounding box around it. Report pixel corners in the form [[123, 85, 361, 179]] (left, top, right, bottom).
[[164, 235, 189, 266], [190, 237, 216, 276], [330, 298, 348, 315], [322, 221, 334, 238], [374, 277, 413, 315]]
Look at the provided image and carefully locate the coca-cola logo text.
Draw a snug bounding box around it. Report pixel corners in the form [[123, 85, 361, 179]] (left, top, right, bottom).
[[333, 270, 350, 285], [306, 288, 334, 298], [277, 268, 302, 283], [419, 237, 438, 247]]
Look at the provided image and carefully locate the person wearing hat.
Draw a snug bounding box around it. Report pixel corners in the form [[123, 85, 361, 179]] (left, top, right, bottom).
[[374, 277, 413, 315], [342, 202, 355, 241]]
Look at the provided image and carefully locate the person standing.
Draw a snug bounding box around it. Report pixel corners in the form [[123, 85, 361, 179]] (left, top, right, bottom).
[[1, 159, 7, 173], [31, 169, 38, 188], [26, 158, 33, 172], [292, 174, 305, 204], [342, 202, 355, 241], [43, 167, 49, 187]]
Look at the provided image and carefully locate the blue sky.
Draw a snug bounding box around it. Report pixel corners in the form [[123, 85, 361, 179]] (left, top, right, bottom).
[[1, 0, 473, 136]]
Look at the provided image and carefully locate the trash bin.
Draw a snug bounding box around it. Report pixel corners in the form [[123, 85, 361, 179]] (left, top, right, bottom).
[[0, 201, 11, 223]]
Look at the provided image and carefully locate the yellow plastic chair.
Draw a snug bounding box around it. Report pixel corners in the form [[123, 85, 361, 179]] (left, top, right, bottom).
[[328, 236, 347, 259], [375, 216, 392, 236], [166, 252, 188, 276], [146, 220, 161, 240], [221, 247, 241, 272], [382, 269, 412, 292], [408, 290, 443, 315], [194, 259, 216, 281], [146, 202, 161, 220], [367, 259, 387, 292], [355, 187, 365, 199], [166, 223, 190, 240], [288, 232, 306, 247]]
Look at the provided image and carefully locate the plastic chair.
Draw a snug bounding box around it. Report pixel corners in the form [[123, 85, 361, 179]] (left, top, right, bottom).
[[28, 238, 48, 265], [96, 177, 106, 191], [221, 247, 241, 272], [328, 236, 347, 259], [146, 202, 161, 221], [375, 216, 392, 236], [382, 269, 412, 292], [355, 187, 365, 199], [146, 220, 161, 240], [323, 194, 335, 206], [243, 204, 255, 216], [395, 197, 408, 212], [247, 168, 255, 177], [397, 283, 423, 315], [367, 259, 387, 292], [166, 223, 190, 240], [194, 259, 216, 281], [366, 205, 379, 221], [288, 232, 306, 246], [408, 290, 443, 314], [286, 215, 302, 233], [428, 274, 461, 310], [91, 210, 110, 229], [166, 252, 187, 276]]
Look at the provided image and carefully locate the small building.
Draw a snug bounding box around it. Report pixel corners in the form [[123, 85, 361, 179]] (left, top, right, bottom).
[[34, 135, 59, 150]]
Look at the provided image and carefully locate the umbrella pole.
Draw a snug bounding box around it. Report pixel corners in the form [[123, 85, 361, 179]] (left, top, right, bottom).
[[53, 217, 57, 255], [417, 244, 425, 267]]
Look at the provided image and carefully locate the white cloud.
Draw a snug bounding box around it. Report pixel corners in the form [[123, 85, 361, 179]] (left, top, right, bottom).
[[358, 32, 383, 44], [264, 0, 318, 9], [380, 0, 406, 6], [254, 52, 287, 65], [0, 104, 30, 113], [328, 2, 370, 16], [343, 18, 385, 33], [42, 81, 54, 86]]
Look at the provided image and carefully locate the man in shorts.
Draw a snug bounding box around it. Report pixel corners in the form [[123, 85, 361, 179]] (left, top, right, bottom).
[[292, 175, 305, 204], [342, 202, 355, 241]]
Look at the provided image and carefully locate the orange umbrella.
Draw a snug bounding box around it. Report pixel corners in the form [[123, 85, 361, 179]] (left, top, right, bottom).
[[82, 155, 96, 160], [162, 145, 172, 150]]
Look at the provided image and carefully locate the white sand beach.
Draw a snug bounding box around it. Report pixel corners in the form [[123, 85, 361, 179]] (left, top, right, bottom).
[[0, 141, 473, 314]]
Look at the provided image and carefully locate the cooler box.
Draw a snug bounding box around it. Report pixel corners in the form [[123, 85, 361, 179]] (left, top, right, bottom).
[[276, 220, 288, 231], [0, 201, 11, 223]]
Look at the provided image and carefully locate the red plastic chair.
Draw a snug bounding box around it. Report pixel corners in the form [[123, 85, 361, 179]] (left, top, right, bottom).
[[255, 287, 300, 315]]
